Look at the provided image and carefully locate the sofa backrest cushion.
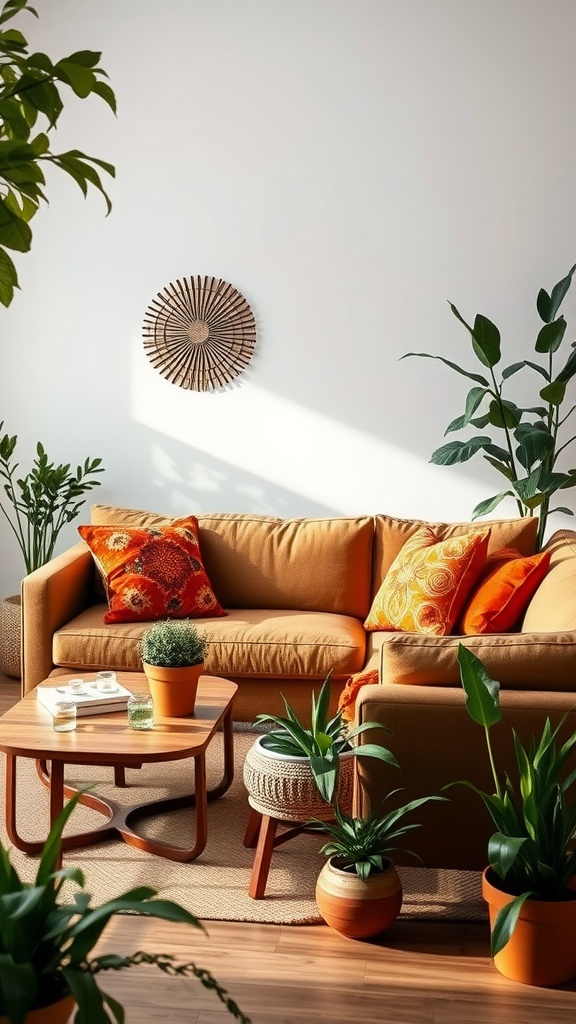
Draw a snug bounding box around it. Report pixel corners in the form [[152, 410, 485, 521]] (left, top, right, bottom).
[[90, 506, 375, 617], [371, 514, 539, 600], [522, 530, 576, 632]]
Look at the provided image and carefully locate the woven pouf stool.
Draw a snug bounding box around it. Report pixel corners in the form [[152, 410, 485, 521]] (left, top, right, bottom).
[[242, 736, 354, 899]]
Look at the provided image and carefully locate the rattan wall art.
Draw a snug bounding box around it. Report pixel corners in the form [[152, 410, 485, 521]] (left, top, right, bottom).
[[142, 276, 256, 391]]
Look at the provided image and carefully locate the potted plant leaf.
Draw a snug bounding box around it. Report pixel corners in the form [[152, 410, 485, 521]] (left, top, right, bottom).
[[450, 643, 576, 986], [0, 791, 250, 1024], [311, 793, 446, 939], [139, 619, 208, 717], [0, 424, 104, 679], [402, 262, 576, 551], [243, 672, 399, 822]]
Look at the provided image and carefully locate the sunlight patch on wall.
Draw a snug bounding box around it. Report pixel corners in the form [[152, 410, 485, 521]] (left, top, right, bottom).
[[132, 338, 493, 520]]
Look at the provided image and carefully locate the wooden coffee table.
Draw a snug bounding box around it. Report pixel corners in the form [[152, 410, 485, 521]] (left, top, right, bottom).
[[0, 672, 237, 869]]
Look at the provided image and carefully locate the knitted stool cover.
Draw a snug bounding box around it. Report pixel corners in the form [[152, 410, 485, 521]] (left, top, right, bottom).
[[243, 736, 354, 821]]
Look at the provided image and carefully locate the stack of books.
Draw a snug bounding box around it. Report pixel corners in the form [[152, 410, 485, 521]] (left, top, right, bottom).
[[36, 681, 133, 717]]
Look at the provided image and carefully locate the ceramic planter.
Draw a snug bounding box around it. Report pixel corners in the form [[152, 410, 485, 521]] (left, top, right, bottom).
[[315, 856, 403, 938], [482, 867, 576, 986], [243, 735, 355, 821], [0, 994, 75, 1023], [142, 661, 204, 717]]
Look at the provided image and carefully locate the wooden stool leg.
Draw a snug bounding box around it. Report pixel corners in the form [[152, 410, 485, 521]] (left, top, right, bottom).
[[248, 814, 278, 900], [243, 806, 262, 848]]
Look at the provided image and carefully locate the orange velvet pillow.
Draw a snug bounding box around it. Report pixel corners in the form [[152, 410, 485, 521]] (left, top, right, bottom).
[[365, 525, 490, 636], [78, 517, 227, 624], [459, 547, 551, 635]]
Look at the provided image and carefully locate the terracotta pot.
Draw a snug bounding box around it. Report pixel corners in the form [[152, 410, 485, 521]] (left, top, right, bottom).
[[243, 736, 354, 821], [315, 856, 403, 938], [142, 661, 203, 717], [0, 994, 75, 1023], [482, 867, 576, 986]]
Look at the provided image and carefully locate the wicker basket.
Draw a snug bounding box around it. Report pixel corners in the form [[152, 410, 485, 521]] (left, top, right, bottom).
[[243, 736, 354, 821], [0, 594, 21, 679]]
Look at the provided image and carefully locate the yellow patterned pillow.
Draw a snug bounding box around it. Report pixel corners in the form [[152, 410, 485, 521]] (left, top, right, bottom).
[[365, 525, 490, 636]]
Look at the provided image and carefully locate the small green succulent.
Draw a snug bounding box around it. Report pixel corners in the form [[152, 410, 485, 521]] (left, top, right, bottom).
[[139, 620, 208, 668]]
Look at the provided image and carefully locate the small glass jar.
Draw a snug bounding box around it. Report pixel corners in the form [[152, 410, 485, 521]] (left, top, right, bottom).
[[95, 670, 117, 692], [127, 693, 154, 730], [53, 699, 77, 732]]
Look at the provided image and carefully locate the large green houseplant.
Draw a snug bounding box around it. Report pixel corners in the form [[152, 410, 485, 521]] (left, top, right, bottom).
[[403, 263, 576, 550], [0, 0, 116, 307], [451, 644, 576, 985], [0, 791, 250, 1024]]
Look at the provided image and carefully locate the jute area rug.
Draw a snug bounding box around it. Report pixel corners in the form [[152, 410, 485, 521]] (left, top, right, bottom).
[[0, 730, 486, 925]]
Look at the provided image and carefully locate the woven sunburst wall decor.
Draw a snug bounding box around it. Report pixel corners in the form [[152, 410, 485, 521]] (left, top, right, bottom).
[[142, 276, 256, 391]]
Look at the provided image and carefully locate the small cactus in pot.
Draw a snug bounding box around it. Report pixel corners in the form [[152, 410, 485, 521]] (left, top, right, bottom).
[[139, 620, 208, 717]]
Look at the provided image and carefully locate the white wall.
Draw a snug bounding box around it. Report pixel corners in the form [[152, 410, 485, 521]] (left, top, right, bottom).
[[1, 0, 576, 595]]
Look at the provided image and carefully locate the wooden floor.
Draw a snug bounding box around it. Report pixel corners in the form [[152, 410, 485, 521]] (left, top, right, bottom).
[[2, 675, 576, 1023]]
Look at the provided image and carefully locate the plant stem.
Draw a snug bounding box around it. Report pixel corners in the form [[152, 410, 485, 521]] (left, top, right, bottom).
[[489, 367, 525, 517]]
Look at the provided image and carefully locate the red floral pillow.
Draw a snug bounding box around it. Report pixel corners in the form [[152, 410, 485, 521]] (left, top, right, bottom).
[[78, 517, 226, 624]]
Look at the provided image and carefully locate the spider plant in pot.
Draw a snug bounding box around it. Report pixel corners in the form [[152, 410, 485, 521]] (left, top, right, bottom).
[[243, 673, 400, 823], [0, 790, 250, 1024], [311, 791, 447, 939], [450, 644, 576, 986], [139, 619, 208, 717]]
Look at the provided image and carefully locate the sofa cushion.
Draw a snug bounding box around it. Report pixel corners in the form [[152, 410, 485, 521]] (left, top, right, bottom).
[[365, 526, 490, 636], [379, 630, 576, 691], [90, 505, 375, 618], [78, 519, 226, 623], [53, 605, 367, 680], [459, 547, 551, 635], [371, 514, 538, 600], [522, 530, 576, 632]]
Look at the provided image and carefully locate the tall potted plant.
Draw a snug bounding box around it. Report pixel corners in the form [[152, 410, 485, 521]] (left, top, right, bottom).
[[0, 791, 250, 1024], [139, 619, 208, 717], [402, 262, 576, 550], [0, 424, 104, 678], [450, 644, 576, 986]]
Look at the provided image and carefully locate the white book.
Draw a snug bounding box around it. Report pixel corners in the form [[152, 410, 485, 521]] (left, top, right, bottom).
[[36, 681, 134, 717]]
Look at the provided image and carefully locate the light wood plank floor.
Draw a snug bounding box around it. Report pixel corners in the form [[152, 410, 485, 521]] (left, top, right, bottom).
[[2, 674, 576, 1023]]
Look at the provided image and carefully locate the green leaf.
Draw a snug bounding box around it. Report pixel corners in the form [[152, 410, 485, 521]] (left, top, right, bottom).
[[431, 436, 492, 465], [0, 198, 31, 251], [537, 287, 552, 323], [472, 492, 514, 522], [514, 424, 554, 470], [0, 245, 18, 306], [488, 832, 526, 879], [548, 263, 576, 321], [401, 351, 490, 387], [56, 61, 96, 99], [92, 79, 117, 115], [487, 399, 521, 429], [512, 469, 542, 502], [457, 645, 501, 729], [472, 313, 501, 368], [535, 317, 567, 354], [491, 891, 534, 957], [556, 346, 576, 385], [502, 361, 526, 379], [462, 386, 489, 426]]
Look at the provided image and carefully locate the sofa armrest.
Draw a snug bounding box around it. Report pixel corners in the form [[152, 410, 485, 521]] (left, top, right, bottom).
[[21, 542, 95, 694]]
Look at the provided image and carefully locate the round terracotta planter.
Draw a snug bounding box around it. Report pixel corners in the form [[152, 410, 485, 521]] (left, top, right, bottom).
[[0, 994, 75, 1023], [243, 735, 355, 821], [142, 662, 203, 717], [315, 856, 403, 939], [482, 867, 576, 986]]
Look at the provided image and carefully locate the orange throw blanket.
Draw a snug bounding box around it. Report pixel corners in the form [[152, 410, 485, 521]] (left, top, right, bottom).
[[337, 668, 379, 723]]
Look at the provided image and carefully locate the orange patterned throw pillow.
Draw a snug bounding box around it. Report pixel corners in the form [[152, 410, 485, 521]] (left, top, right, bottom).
[[364, 525, 490, 636], [78, 517, 226, 624], [459, 547, 551, 635]]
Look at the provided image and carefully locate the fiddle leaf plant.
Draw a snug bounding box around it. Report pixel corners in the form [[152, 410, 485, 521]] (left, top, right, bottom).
[[0, 421, 104, 574], [402, 263, 576, 550], [0, 0, 116, 306]]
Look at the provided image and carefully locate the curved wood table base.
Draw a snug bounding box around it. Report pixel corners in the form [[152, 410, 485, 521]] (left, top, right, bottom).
[[4, 712, 235, 867]]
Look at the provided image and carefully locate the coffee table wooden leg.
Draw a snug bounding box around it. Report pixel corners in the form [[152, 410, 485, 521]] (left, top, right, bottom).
[[49, 759, 65, 871], [249, 814, 278, 900]]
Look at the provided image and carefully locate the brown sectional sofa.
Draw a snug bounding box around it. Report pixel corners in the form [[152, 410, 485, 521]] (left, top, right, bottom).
[[21, 504, 576, 870]]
